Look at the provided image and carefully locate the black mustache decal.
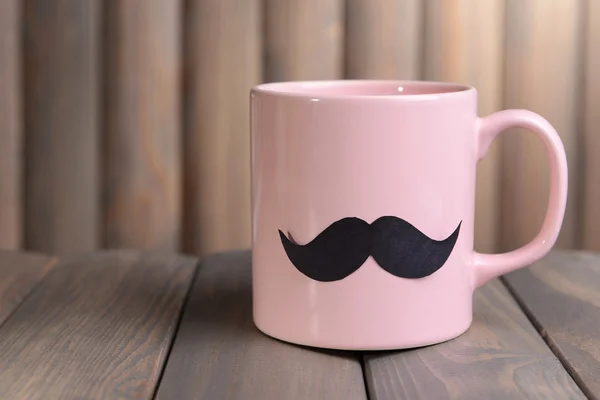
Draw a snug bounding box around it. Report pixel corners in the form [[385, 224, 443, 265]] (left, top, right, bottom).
[[279, 217, 461, 282]]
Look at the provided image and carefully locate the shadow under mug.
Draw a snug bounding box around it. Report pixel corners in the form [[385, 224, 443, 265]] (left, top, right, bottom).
[[250, 80, 568, 350]]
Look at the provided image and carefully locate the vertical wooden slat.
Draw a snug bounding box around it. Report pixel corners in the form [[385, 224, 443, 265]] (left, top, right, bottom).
[[182, 0, 261, 256], [24, 0, 99, 254], [582, 1, 600, 250], [502, 0, 582, 251], [104, 1, 181, 251], [423, 0, 504, 253], [0, 0, 21, 250], [264, 0, 344, 81], [345, 0, 422, 79]]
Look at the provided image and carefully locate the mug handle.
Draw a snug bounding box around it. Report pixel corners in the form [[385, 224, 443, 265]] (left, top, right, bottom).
[[473, 109, 568, 288]]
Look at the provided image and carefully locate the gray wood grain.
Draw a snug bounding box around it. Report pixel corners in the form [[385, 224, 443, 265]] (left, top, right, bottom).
[[156, 250, 367, 400], [0, 251, 56, 324], [582, 1, 600, 250], [501, 0, 581, 250], [103, 0, 182, 251], [504, 250, 600, 399], [182, 0, 261, 256], [264, 0, 344, 81], [345, 0, 421, 80], [0, 0, 21, 250], [23, 0, 100, 254], [364, 279, 584, 400], [0, 250, 196, 399]]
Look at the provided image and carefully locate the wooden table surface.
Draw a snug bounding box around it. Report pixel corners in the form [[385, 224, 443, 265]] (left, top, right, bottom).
[[0, 249, 598, 400]]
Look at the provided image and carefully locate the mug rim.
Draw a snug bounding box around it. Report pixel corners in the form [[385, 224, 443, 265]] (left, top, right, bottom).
[[251, 79, 476, 100]]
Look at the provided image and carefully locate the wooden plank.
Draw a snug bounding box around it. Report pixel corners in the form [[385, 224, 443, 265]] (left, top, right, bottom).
[[0, 250, 197, 399], [23, 0, 100, 254], [182, 0, 261, 256], [0, 0, 21, 250], [423, 0, 504, 253], [582, 0, 600, 250], [504, 250, 600, 399], [501, 0, 583, 251], [264, 0, 344, 81], [345, 0, 422, 79], [104, 0, 181, 251], [364, 279, 584, 400], [0, 252, 56, 324], [156, 251, 367, 400]]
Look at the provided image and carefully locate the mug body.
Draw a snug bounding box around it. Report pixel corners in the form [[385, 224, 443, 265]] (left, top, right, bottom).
[[251, 80, 478, 350]]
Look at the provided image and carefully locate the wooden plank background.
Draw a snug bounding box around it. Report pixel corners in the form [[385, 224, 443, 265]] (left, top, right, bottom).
[[501, 0, 583, 251], [0, 0, 597, 256], [345, 0, 422, 80], [0, 250, 196, 399], [103, 0, 181, 251], [23, 0, 100, 254], [0, 0, 21, 250], [582, 0, 600, 250], [182, 0, 261, 255], [504, 250, 600, 399], [264, 0, 344, 81]]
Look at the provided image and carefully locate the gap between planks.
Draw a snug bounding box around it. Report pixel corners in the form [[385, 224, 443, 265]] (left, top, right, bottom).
[[151, 257, 202, 400], [500, 275, 595, 400]]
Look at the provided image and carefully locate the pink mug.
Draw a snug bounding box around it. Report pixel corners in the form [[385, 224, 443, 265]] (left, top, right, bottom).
[[250, 80, 568, 350]]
